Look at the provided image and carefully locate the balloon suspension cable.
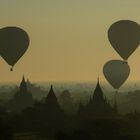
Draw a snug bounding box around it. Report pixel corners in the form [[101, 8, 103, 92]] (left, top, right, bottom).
[[123, 60, 128, 64], [114, 90, 118, 101], [10, 66, 13, 71]]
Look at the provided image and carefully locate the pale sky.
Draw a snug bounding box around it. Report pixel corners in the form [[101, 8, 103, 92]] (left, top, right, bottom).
[[0, 0, 140, 82]]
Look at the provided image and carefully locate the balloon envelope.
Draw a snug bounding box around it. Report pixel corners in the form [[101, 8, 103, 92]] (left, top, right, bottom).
[[0, 27, 29, 66], [103, 60, 130, 89], [108, 20, 140, 60]]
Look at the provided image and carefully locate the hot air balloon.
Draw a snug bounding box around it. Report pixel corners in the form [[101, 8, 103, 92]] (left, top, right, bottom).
[[108, 20, 140, 60], [0, 27, 29, 71], [103, 60, 130, 89]]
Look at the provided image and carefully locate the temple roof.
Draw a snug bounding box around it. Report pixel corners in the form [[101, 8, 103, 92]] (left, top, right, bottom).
[[45, 85, 57, 103], [19, 75, 28, 92], [93, 78, 104, 101]]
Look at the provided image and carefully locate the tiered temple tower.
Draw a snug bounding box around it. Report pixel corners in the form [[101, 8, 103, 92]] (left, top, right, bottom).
[[78, 78, 117, 120], [7, 76, 34, 112]]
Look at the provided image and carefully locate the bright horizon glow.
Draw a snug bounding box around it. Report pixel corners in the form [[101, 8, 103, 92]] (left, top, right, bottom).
[[0, 0, 140, 83]]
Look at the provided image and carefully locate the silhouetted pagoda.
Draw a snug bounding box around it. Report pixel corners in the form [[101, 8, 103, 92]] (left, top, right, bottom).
[[28, 85, 66, 135], [7, 76, 34, 112], [43, 85, 64, 116], [78, 78, 117, 120]]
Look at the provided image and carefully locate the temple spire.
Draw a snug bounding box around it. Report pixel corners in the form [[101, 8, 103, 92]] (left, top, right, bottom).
[[20, 75, 27, 92], [50, 85, 53, 92], [93, 77, 104, 102], [45, 85, 57, 103], [48, 85, 54, 95], [22, 75, 25, 82], [97, 77, 99, 83]]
